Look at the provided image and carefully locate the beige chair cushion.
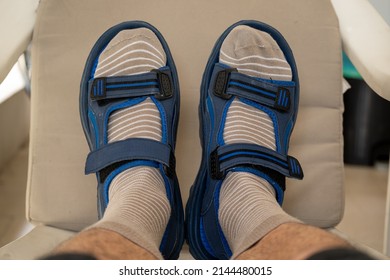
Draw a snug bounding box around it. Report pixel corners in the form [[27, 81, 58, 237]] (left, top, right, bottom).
[[27, 0, 344, 232]]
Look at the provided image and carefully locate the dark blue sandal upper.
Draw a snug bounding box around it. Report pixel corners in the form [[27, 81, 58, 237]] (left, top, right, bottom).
[[186, 20, 303, 260], [79, 21, 183, 260]]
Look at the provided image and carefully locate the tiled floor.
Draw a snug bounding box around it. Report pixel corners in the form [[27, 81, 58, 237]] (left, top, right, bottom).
[[0, 143, 389, 257]]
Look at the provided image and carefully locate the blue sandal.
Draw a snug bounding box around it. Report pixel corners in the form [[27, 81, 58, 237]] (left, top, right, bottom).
[[186, 20, 304, 260], [79, 21, 184, 260]]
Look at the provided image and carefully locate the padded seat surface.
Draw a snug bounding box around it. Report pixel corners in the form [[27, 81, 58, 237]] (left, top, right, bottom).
[[27, 0, 343, 231]]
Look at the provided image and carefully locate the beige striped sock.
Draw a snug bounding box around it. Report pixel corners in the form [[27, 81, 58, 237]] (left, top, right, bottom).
[[90, 28, 170, 259], [218, 25, 300, 259]]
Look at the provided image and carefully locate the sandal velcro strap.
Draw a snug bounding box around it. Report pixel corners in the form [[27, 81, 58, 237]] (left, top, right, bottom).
[[85, 138, 174, 175], [89, 68, 174, 101], [212, 63, 295, 111], [210, 143, 303, 180]]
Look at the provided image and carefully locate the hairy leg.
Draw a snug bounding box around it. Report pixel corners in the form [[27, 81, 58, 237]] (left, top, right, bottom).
[[236, 223, 351, 260], [53, 228, 157, 260]]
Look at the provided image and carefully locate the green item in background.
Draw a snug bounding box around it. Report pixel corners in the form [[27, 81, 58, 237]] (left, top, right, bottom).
[[343, 52, 362, 80]]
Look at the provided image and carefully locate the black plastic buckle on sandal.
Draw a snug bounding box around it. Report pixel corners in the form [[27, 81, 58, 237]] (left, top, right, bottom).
[[287, 156, 304, 179], [210, 148, 224, 180], [274, 87, 291, 111], [213, 68, 237, 100], [90, 77, 107, 101], [164, 149, 176, 178], [152, 69, 174, 100]]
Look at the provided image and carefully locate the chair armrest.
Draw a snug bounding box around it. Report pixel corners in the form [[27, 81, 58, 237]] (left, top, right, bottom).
[[330, 228, 390, 260], [331, 0, 390, 101], [0, 225, 76, 260], [0, 0, 39, 83]]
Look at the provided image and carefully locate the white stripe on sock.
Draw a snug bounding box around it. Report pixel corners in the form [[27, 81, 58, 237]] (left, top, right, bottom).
[[217, 25, 301, 259], [105, 166, 170, 242], [225, 106, 275, 128], [219, 172, 287, 253], [220, 49, 292, 80], [89, 29, 170, 259], [234, 68, 292, 79], [223, 99, 276, 150], [104, 64, 163, 77], [224, 132, 275, 150], [97, 40, 165, 67], [108, 111, 161, 130], [96, 57, 164, 76], [108, 114, 161, 133], [108, 99, 162, 143], [220, 49, 290, 64], [219, 58, 291, 71], [109, 119, 162, 138]]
